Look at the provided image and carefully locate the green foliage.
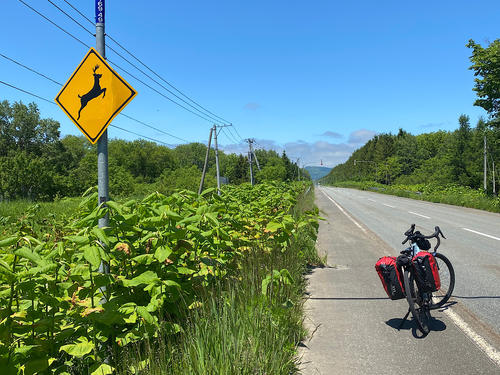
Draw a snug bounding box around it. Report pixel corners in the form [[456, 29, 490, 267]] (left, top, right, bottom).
[[0, 100, 308, 201], [467, 39, 500, 128], [117, 183, 321, 375], [321, 117, 500, 196], [0, 181, 318, 374], [331, 180, 500, 213]]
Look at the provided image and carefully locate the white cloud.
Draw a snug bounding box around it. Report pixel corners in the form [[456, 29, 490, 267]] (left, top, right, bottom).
[[348, 129, 376, 145], [219, 129, 376, 168]]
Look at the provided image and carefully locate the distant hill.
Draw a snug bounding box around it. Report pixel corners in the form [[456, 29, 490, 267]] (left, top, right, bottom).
[[304, 166, 332, 180]]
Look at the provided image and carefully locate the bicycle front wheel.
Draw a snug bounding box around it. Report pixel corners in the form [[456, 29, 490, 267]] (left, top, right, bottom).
[[431, 252, 455, 309], [404, 269, 431, 335]]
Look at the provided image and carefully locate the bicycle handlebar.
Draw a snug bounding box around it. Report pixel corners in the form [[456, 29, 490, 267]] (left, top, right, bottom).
[[401, 224, 446, 251]]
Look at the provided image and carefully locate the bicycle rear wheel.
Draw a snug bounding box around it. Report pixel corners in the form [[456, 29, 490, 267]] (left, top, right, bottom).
[[404, 269, 431, 335], [431, 252, 455, 309]]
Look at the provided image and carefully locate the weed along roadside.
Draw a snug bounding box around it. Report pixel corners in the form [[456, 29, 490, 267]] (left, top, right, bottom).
[[0, 181, 321, 374]]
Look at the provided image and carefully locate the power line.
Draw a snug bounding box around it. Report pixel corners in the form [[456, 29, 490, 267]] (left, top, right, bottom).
[[15, 1, 247, 143], [62, 0, 94, 26], [56, 0, 232, 126], [107, 58, 215, 123], [0, 80, 184, 146], [105, 44, 225, 124], [107, 33, 232, 124], [119, 113, 188, 143], [110, 124, 176, 147], [0, 80, 56, 106], [0, 52, 189, 144], [17, 0, 91, 48], [222, 127, 240, 144], [0, 53, 63, 86], [21, 0, 215, 125], [46, 0, 94, 36], [226, 125, 243, 143]]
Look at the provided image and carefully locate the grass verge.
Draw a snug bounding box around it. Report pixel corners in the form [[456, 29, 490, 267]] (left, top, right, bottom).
[[118, 187, 323, 374]]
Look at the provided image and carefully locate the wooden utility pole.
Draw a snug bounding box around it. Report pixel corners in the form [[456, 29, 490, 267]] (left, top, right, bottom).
[[198, 127, 213, 194], [484, 135, 487, 191]]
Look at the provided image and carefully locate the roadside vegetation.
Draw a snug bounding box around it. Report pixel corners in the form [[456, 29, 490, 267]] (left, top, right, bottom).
[[331, 181, 500, 213], [0, 100, 309, 202], [0, 181, 322, 374]]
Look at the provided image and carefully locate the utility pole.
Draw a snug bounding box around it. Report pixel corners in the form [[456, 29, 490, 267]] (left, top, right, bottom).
[[246, 139, 256, 185], [297, 158, 301, 181], [484, 135, 487, 192], [493, 160, 496, 195], [213, 125, 221, 195], [95, 0, 109, 293], [198, 127, 213, 194]]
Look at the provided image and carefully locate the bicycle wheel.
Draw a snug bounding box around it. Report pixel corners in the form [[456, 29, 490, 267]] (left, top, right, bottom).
[[404, 269, 431, 335], [431, 252, 455, 309]]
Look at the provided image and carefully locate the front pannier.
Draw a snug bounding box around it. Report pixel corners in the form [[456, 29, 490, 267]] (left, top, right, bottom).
[[375, 256, 405, 300], [412, 251, 440, 292]]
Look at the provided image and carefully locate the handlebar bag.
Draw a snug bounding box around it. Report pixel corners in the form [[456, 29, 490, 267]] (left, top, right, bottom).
[[412, 251, 441, 292], [375, 256, 405, 300], [414, 231, 431, 250]]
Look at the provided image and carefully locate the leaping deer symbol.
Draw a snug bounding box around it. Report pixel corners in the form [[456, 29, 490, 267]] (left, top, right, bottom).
[[77, 65, 107, 120]]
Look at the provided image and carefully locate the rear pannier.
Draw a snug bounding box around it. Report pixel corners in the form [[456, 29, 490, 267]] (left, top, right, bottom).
[[412, 251, 440, 292], [375, 256, 405, 300]]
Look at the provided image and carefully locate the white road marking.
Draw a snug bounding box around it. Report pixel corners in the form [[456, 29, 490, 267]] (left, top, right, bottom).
[[367, 198, 376, 202], [321, 190, 367, 234], [440, 304, 500, 367], [462, 228, 500, 241], [383, 203, 395, 208], [408, 211, 430, 219]]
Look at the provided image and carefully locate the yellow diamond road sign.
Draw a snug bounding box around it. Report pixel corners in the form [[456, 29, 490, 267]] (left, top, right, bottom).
[[55, 48, 137, 144]]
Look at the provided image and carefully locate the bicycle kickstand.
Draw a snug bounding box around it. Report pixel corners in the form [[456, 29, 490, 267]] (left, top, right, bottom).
[[398, 309, 411, 330]]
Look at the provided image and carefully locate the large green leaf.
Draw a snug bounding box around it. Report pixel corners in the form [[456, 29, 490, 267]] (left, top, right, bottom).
[[14, 247, 44, 265], [0, 237, 17, 248], [92, 227, 111, 247], [83, 245, 101, 270], [154, 245, 172, 263], [64, 235, 90, 245], [136, 306, 156, 325], [266, 222, 282, 232], [90, 363, 114, 375], [59, 337, 94, 358], [122, 271, 159, 287]]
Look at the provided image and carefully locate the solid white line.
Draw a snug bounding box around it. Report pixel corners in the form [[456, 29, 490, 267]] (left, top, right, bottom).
[[441, 305, 500, 367], [321, 190, 367, 234], [383, 203, 395, 208], [367, 198, 376, 202], [462, 228, 500, 241], [408, 211, 430, 219]]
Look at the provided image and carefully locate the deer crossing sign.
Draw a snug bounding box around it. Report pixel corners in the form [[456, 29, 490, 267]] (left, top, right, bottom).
[[55, 48, 137, 144]]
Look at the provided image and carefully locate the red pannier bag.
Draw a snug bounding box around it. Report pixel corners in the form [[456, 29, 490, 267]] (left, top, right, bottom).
[[375, 256, 405, 300], [412, 251, 440, 292]]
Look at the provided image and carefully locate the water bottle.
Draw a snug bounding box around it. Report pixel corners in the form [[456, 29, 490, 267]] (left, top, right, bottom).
[[412, 243, 420, 257]]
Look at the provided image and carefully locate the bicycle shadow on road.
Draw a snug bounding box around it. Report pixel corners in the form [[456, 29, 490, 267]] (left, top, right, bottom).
[[385, 317, 447, 339]]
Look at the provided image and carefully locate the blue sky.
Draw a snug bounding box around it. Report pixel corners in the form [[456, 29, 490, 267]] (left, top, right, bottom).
[[2, 0, 500, 167]]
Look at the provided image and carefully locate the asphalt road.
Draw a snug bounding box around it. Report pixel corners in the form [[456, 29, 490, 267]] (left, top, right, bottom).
[[299, 187, 500, 374]]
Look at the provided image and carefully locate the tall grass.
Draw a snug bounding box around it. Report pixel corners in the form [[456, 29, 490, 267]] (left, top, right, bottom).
[[118, 188, 322, 374], [0, 197, 81, 223]]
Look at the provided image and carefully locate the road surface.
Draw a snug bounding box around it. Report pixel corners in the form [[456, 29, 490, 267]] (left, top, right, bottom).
[[299, 187, 500, 374]]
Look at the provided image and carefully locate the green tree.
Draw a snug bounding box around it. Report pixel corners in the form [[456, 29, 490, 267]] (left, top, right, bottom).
[[467, 39, 500, 128]]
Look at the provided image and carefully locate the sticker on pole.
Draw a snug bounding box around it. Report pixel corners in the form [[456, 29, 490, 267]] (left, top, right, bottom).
[[55, 48, 137, 144]]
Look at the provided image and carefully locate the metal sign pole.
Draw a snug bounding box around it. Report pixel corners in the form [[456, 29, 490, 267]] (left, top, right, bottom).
[[96, 0, 109, 285]]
